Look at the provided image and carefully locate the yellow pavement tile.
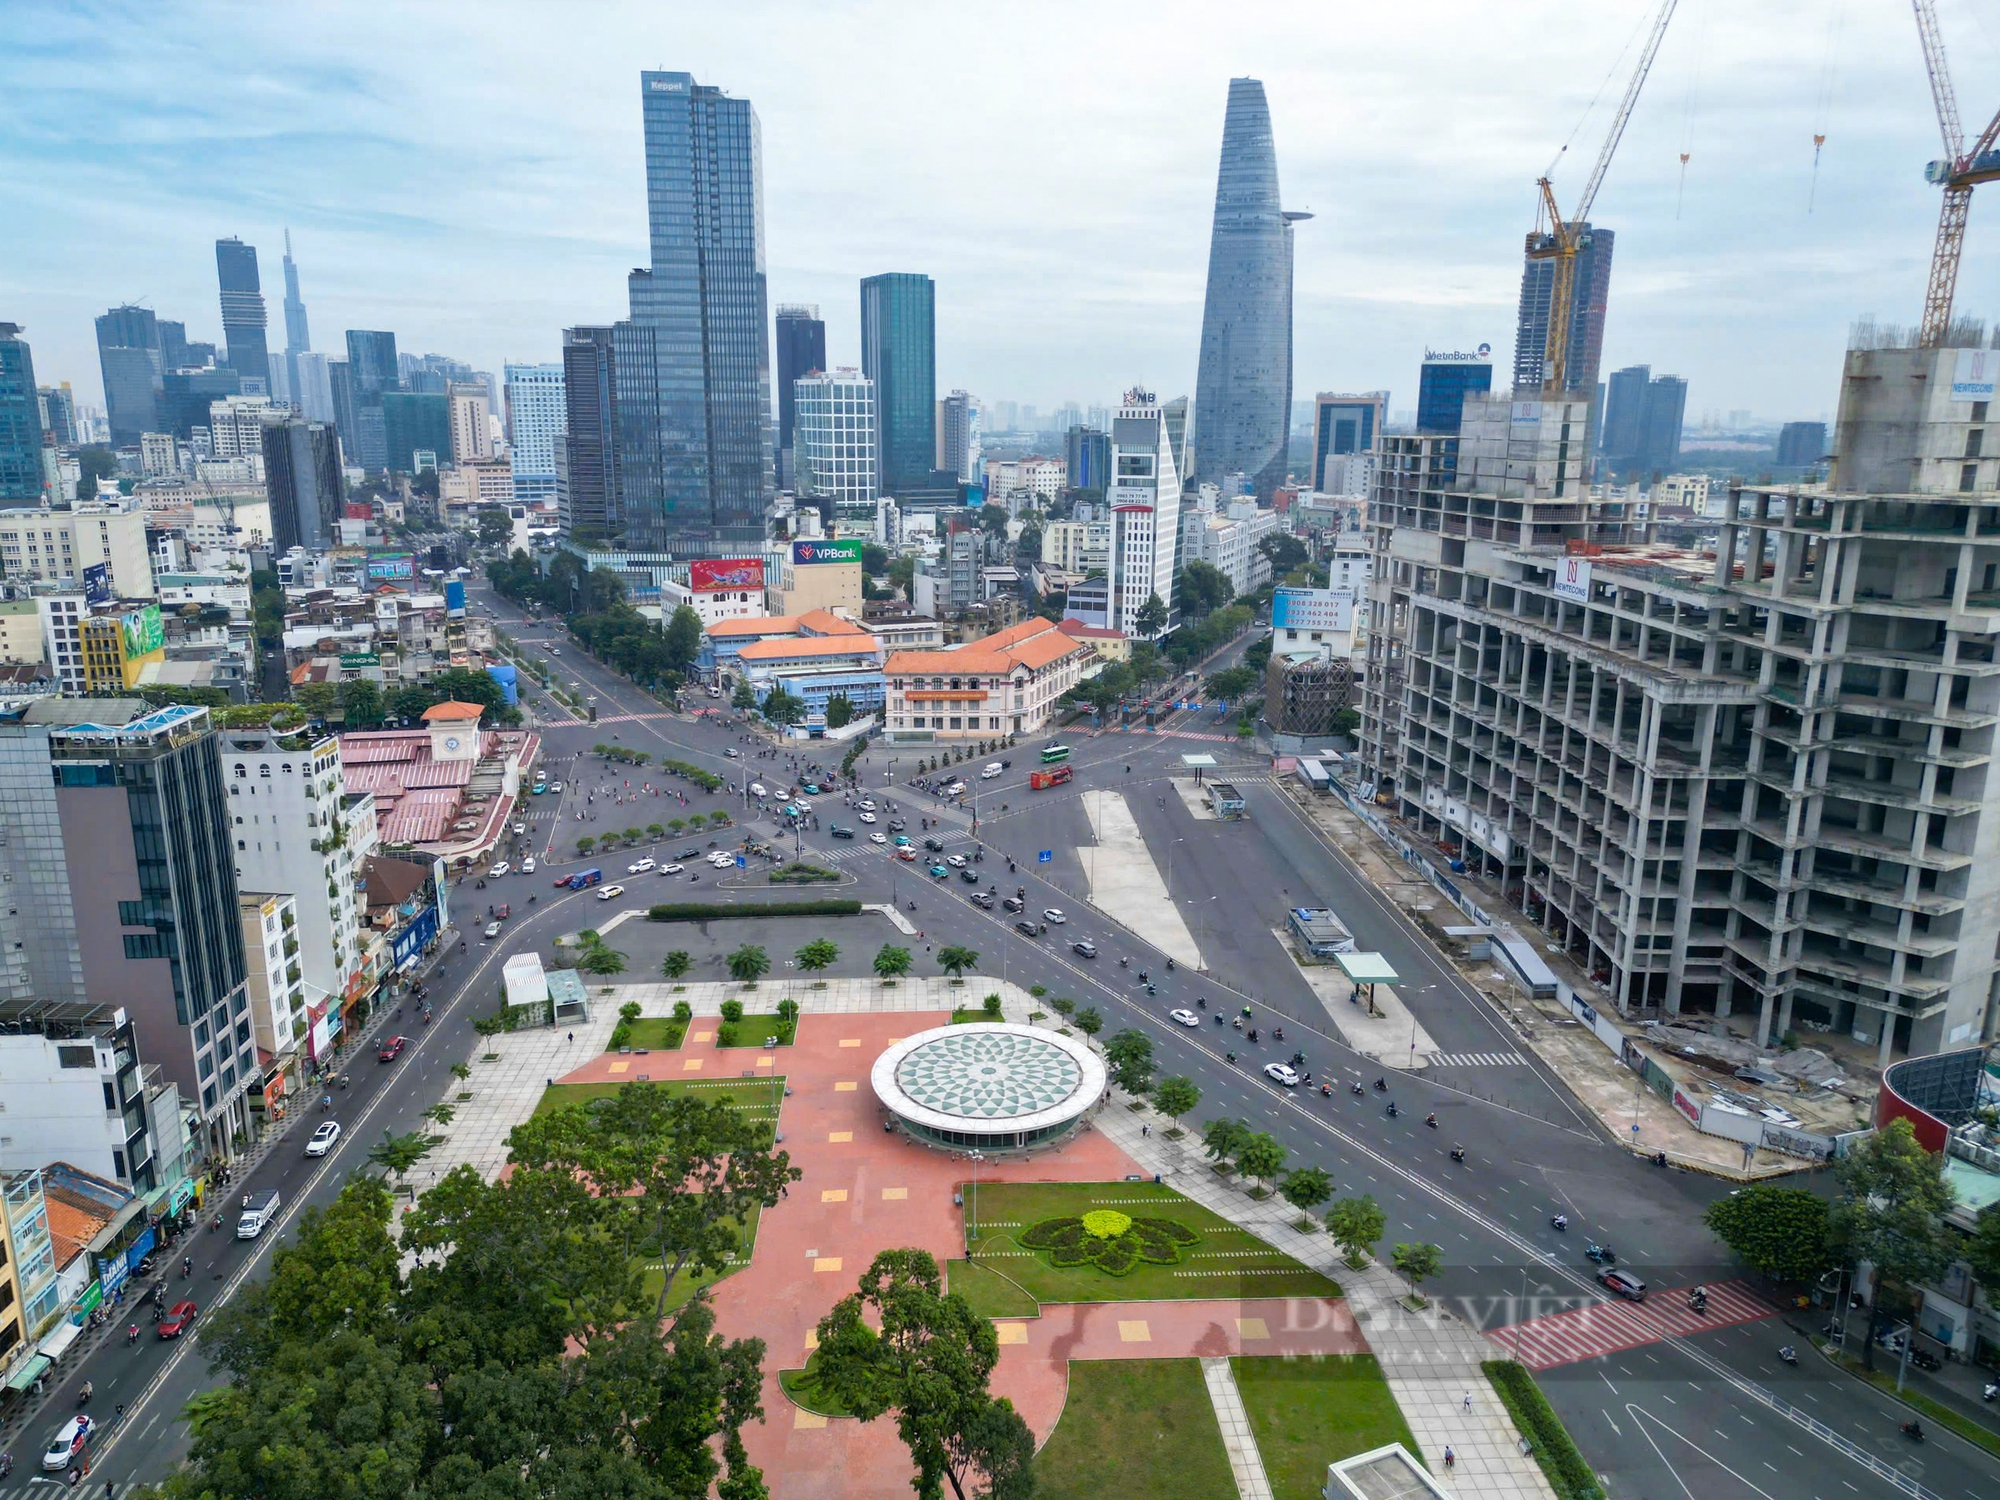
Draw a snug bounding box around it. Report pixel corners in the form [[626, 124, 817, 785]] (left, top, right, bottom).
[[607, 1061, 630, 1074], [693, 1031, 715, 1042], [813, 1257, 843, 1273], [994, 1323, 1029, 1345], [833, 1081, 858, 1092], [681, 1058, 704, 1072], [793, 1409, 827, 1430], [1236, 1317, 1270, 1340], [756, 1054, 776, 1066], [838, 1038, 862, 1048], [887, 1036, 903, 1044], [881, 1187, 908, 1200], [821, 1189, 848, 1203], [827, 1131, 852, 1143], [804, 1328, 819, 1351], [1118, 1320, 1151, 1343]]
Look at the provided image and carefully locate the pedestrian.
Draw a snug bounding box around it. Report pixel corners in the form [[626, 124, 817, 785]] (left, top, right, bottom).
[[567, 1031, 574, 1044], [1442, 1447, 1454, 1470], [1141, 1123, 1150, 1137], [1463, 1392, 1472, 1413]]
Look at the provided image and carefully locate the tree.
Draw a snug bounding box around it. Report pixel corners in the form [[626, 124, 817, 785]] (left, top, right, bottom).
[[776, 997, 800, 1026], [1391, 1241, 1444, 1304], [1281, 1165, 1335, 1219], [1205, 665, 1259, 701], [663, 604, 705, 676], [1236, 1131, 1287, 1194], [1132, 592, 1168, 638], [1202, 1117, 1251, 1167], [1258, 533, 1310, 576], [576, 936, 627, 975], [861, 543, 890, 575], [720, 998, 745, 1024], [1049, 997, 1076, 1019], [795, 938, 839, 973], [294, 681, 340, 723], [1177, 560, 1235, 618], [1101, 1028, 1156, 1094], [1326, 1195, 1387, 1267], [825, 693, 855, 729], [1703, 1184, 1833, 1284], [577, 835, 596, 855], [1073, 1006, 1104, 1048], [873, 944, 914, 980], [977, 503, 1011, 538], [726, 944, 771, 984], [732, 681, 757, 711], [812, 1248, 1034, 1500], [1968, 1202, 2000, 1307], [1829, 1118, 1956, 1366], [936, 945, 979, 981], [476, 508, 515, 547], [339, 677, 385, 729], [1152, 1076, 1201, 1131], [762, 687, 807, 726], [367, 1129, 439, 1187]]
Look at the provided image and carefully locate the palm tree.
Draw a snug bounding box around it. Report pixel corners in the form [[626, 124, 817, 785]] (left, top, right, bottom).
[[872, 944, 913, 981], [936, 945, 979, 980], [368, 1129, 438, 1187], [662, 950, 692, 980], [726, 944, 771, 984], [795, 938, 838, 973], [577, 941, 627, 975]]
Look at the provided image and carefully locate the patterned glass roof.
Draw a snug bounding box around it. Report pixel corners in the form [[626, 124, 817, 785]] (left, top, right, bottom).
[[892, 1029, 1084, 1120]]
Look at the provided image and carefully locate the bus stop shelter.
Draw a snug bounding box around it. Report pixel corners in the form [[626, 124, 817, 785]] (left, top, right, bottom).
[[1335, 951, 1398, 1017]]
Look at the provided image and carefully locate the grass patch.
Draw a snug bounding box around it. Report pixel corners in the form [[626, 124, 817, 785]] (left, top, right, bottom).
[[608, 1015, 688, 1051], [768, 862, 841, 884], [1828, 1350, 2000, 1459], [945, 1258, 1041, 1319], [961, 1180, 1340, 1304], [1483, 1360, 1605, 1500], [1233, 1355, 1421, 1498], [647, 898, 861, 922], [949, 1007, 1005, 1025], [715, 1013, 799, 1047], [637, 1203, 761, 1313], [1034, 1359, 1234, 1500], [779, 1356, 855, 1418]]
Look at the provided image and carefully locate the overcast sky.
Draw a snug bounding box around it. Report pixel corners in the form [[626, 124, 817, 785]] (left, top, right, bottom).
[[5, 0, 1996, 430]]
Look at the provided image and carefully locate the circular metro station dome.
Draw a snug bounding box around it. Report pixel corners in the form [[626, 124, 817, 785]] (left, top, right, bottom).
[[872, 1022, 1107, 1150]]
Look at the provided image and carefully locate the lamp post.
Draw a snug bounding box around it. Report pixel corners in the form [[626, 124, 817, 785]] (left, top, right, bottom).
[[967, 1150, 986, 1260]]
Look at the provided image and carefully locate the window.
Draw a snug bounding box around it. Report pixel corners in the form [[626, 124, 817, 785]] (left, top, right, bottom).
[[1962, 464, 1979, 494]]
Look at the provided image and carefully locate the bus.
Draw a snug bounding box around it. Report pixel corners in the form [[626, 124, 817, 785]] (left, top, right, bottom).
[[1040, 744, 1072, 765]]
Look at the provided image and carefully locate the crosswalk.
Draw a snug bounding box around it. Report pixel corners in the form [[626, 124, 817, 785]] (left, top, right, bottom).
[[1426, 1051, 1527, 1068], [1484, 1278, 1774, 1370]]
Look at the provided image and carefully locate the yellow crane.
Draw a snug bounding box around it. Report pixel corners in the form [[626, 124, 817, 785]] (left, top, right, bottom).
[[1528, 0, 1678, 393], [1910, 0, 2000, 346]]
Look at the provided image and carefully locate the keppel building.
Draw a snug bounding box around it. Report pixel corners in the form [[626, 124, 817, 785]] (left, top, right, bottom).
[[1192, 77, 1309, 499], [860, 272, 936, 496]]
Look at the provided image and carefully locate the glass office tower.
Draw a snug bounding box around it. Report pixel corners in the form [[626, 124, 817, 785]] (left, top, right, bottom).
[[215, 237, 271, 391], [859, 272, 936, 495]]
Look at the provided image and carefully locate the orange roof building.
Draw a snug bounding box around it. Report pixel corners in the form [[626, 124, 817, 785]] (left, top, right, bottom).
[[420, 701, 485, 722], [883, 618, 1092, 742]]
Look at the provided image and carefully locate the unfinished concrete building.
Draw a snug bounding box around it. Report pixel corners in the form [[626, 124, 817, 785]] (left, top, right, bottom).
[[1358, 343, 2000, 1063], [1265, 649, 1355, 736]]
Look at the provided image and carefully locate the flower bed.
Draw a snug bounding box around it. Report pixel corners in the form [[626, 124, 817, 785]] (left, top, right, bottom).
[[1019, 1213, 1199, 1277]]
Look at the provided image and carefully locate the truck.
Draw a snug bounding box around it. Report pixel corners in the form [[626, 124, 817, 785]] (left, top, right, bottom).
[[566, 867, 604, 890], [237, 1189, 281, 1239], [1028, 765, 1073, 791]]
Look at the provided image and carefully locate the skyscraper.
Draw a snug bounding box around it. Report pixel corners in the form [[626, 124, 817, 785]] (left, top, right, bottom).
[[215, 237, 271, 392], [95, 304, 162, 447], [1512, 225, 1614, 427], [0, 324, 44, 502], [1192, 78, 1309, 499], [294, 350, 336, 424], [1416, 349, 1494, 435], [343, 330, 399, 470], [774, 304, 826, 489], [261, 413, 342, 551], [557, 326, 621, 540], [280, 229, 311, 406], [1312, 393, 1387, 491], [614, 70, 774, 557], [382, 390, 452, 473], [1776, 421, 1827, 469], [1600, 364, 1652, 466], [1065, 425, 1111, 498], [794, 368, 877, 512], [860, 273, 936, 495], [1600, 365, 1687, 478], [937, 390, 980, 483], [503, 362, 565, 502], [38, 383, 77, 447]]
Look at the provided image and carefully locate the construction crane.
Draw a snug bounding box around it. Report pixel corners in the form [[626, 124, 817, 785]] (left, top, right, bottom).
[[1528, 0, 1678, 393], [1910, 0, 2000, 347]]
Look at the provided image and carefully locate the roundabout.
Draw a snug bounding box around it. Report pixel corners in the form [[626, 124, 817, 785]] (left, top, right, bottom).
[[871, 1021, 1107, 1150]]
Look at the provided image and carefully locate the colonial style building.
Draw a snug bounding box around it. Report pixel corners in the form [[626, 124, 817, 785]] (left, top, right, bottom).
[[883, 617, 1091, 741]]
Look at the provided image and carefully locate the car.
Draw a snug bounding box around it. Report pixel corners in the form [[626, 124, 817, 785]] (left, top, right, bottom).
[[629, 857, 656, 873], [959, 867, 982, 884], [551, 781, 564, 793], [678, 847, 703, 859], [42, 1415, 92, 1470], [896, 847, 918, 861], [1003, 895, 1025, 912], [1169, 1008, 1202, 1027], [831, 825, 855, 839], [710, 852, 736, 866], [483, 921, 502, 939], [893, 834, 913, 847], [969, 890, 996, 909], [1263, 1062, 1301, 1088], [947, 853, 968, 868], [924, 837, 944, 852], [488, 862, 511, 877], [521, 856, 537, 874], [859, 811, 878, 823], [305, 1120, 342, 1157], [724, 747, 740, 758], [1014, 919, 1040, 937], [869, 832, 888, 845], [378, 1035, 409, 1063], [1072, 939, 1098, 959], [945, 781, 967, 796], [660, 862, 685, 874], [981, 763, 1003, 779], [887, 818, 906, 832], [1597, 1267, 1647, 1302], [750, 783, 768, 797], [512, 821, 526, 835], [928, 863, 949, 878], [597, 883, 626, 900], [857, 798, 877, 811], [1042, 908, 1067, 925], [158, 1299, 199, 1338], [803, 783, 822, 795]]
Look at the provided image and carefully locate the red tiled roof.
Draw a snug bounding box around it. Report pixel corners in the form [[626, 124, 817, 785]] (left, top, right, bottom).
[[737, 635, 880, 662], [422, 701, 485, 722]]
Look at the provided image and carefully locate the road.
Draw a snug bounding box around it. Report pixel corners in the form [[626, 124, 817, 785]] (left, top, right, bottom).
[[32, 583, 1992, 1500]]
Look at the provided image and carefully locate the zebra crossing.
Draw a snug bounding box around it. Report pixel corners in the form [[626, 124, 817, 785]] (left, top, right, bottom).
[[1485, 1278, 1774, 1370], [1426, 1050, 1527, 1067]]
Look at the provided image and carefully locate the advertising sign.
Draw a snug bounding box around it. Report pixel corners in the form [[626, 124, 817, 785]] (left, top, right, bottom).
[[393, 904, 440, 969], [367, 550, 414, 582], [82, 562, 111, 604], [1552, 557, 1592, 604], [1422, 344, 1493, 363], [97, 1255, 130, 1301], [1270, 587, 1354, 632], [791, 538, 864, 567], [121, 604, 164, 657], [1953, 348, 1997, 404], [690, 557, 767, 591], [71, 1281, 103, 1324]]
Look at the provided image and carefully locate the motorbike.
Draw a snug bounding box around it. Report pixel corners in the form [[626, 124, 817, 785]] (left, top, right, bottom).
[[77, 1382, 93, 1407], [1983, 1381, 1997, 1403], [1273, 1026, 1283, 1041], [1232, 1017, 1243, 1030], [1450, 1145, 1466, 1162], [1373, 1078, 1387, 1092], [1197, 996, 1206, 1009], [1425, 1113, 1438, 1128], [1778, 1346, 1798, 1366], [1900, 1421, 1925, 1444], [1551, 1215, 1569, 1232], [1166, 958, 1175, 971], [1246, 1028, 1258, 1043], [1386, 1101, 1399, 1118], [1146, 983, 1156, 995], [1320, 1084, 1332, 1098], [1585, 1243, 1616, 1265], [1224, 1051, 1238, 1064], [1350, 1082, 1364, 1096], [1213, 1015, 1223, 1026]]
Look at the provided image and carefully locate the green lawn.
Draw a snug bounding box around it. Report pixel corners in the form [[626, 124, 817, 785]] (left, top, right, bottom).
[[950, 1007, 1005, 1025], [1034, 1359, 1235, 1500], [611, 1015, 688, 1051], [1232, 1354, 1422, 1497], [778, 1355, 856, 1417], [960, 1180, 1341, 1305], [945, 1258, 1041, 1318], [640, 1204, 762, 1314], [714, 1012, 798, 1047]]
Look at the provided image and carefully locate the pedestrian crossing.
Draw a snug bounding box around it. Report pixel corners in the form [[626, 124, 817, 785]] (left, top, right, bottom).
[[1484, 1277, 1774, 1370], [1426, 1051, 1528, 1068]]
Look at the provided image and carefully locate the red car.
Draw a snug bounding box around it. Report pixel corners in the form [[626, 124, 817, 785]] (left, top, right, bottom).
[[159, 1300, 198, 1338], [378, 1035, 409, 1063]]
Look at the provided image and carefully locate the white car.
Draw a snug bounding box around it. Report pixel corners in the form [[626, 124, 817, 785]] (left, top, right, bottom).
[[43, 1415, 92, 1471], [710, 853, 736, 867], [750, 783, 768, 798], [1263, 1062, 1301, 1088], [1042, 908, 1067, 925], [552, 781, 565, 793], [981, 763, 1003, 779], [1169, 1009, 1202, 1028], [628, 856, 656, 873], [724, 747, 740, 758], [945, 782, 967, 796], [488, 862, 511, 877], [858, 811, 877, 824], [512, 821, 526, 835], [857, 798, 876, 811], [869, 832, 888, 845], [946, 854, 968, 868], [305, 1120, 342, 1157], [660, 863, 685, 874], [521, 857, 537, 874], [596, 884, 626, 901]]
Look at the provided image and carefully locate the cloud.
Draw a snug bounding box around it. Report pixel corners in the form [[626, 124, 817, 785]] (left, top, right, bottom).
[[1, 0, 1992, 427]]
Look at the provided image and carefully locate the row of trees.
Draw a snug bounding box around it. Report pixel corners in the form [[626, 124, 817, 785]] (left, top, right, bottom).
[[291, 667, 520, 729]]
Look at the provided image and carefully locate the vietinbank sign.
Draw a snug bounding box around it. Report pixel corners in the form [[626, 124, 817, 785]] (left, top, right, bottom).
[[792, 539, 863, 566], [1424, 344, 1492, 362]]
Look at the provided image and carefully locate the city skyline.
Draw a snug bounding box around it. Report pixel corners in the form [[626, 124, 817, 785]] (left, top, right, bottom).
[[2, 1, 1994, 426]]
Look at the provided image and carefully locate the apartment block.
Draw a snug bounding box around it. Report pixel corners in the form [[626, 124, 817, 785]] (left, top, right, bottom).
[[0, 501, 156, 597]]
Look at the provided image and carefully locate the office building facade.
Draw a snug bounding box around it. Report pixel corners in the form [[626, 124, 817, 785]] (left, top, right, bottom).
[[1312, 392, 1387, 492], [382, 391, 452, 473], [774, 303, 826, 489], [293, 350, 335, 425], [557, 326, 620, 540], [96, 305, 162, 447], [1601, 365, 1688, 478], [1416, 350, 1494, 435], [503, 362, 564, 502], [261, 414, 342, 551], [1066, 425, 1110, 498], [860, 272, 936, 495], [0, 323, 43, 502], [1776, 421, 1827, 469], [215, 237, 271, 392], [937, 390, 981, 483], [793, 369, 878, 512], [449, 382, 493, 463], [1192, 78, 1308, 498], [343, 330, 400, 471], [1105, 388, 1184, 636], [38, 383, 76, 447], [1513, 225, 1614, 437]]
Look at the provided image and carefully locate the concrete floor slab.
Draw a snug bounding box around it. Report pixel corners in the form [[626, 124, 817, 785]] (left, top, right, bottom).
[[1275, 930, 1437, 1070], [1078, 790, 1204, 968]]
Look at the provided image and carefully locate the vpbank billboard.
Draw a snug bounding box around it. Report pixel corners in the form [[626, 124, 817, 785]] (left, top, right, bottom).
[[792, 539, 863, 566]]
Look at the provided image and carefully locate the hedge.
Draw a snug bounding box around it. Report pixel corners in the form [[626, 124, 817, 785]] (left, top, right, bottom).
[[1481, 1360, 1604, 1500], [647, 899, 863, 922]]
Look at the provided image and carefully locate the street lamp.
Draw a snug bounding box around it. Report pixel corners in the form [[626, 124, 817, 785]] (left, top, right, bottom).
[[966, 1149, 986, 1260]]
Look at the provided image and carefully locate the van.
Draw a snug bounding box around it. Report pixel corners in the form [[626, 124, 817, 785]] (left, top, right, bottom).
[[237, 1189, 281, 1239]]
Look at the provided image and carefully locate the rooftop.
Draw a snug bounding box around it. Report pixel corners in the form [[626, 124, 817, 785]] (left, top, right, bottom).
[[421, 700, 485, 722]]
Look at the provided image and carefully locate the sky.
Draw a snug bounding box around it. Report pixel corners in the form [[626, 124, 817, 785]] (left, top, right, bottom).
[[4, 0, 1997, 430]]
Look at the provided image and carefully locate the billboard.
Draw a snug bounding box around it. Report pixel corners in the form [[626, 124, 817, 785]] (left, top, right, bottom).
[[367, 550, 413, 582], [791, 538, 863, 567], [1552, 556, 1592, 604], [690, 557, 766, 592], [1953, 348, 1997, 404], [82, 562, 111, 605], [1270, 587, 1354, 632], [121, 604, 165, 658]]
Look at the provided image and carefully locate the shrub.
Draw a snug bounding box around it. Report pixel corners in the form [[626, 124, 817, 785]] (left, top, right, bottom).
[[981, 992, 1003, 1018], [716, 1022, 739, 1047], [1081, 1209, 1132, 1240], [647, 899, 862, 922], [720, 998, 745, 1023], [618, 1001, 642, 1022], [672, 999, 693, 1022], [1482, 1361, 1605, 1500]]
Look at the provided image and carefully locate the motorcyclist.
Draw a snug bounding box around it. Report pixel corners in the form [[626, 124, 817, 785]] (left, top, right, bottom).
[[1778, 1345, 1797, 1364], [1386, 1101, 1399, 1117], [1425, 1112, 1438, 1127], [1450, 1145, 1466, 1162], [1551, 1213, 1568, 1231]]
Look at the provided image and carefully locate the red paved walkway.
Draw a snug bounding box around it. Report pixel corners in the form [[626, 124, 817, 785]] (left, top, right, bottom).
[[554, 1010, 1363, 1499], [1484, 1277, 1774, 1370]]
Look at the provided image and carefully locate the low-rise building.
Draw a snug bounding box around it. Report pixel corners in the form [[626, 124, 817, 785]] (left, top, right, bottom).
[[337, 703, 537, 870], [0, 499, 155, 597], [883, 616, 1092, 741], [238, 892, 308, 1116], [1040, 519, 1110, 573], [0, 1002, 158, 1190], [1055, 617, 1131, 663]]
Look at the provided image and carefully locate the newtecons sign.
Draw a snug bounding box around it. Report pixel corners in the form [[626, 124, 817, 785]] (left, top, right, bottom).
[[791, 539, 864, 566]]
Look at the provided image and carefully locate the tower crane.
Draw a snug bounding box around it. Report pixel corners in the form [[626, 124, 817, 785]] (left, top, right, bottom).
[[1528, 0, 1678, 393], [1909, 0, 2000, 347]]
